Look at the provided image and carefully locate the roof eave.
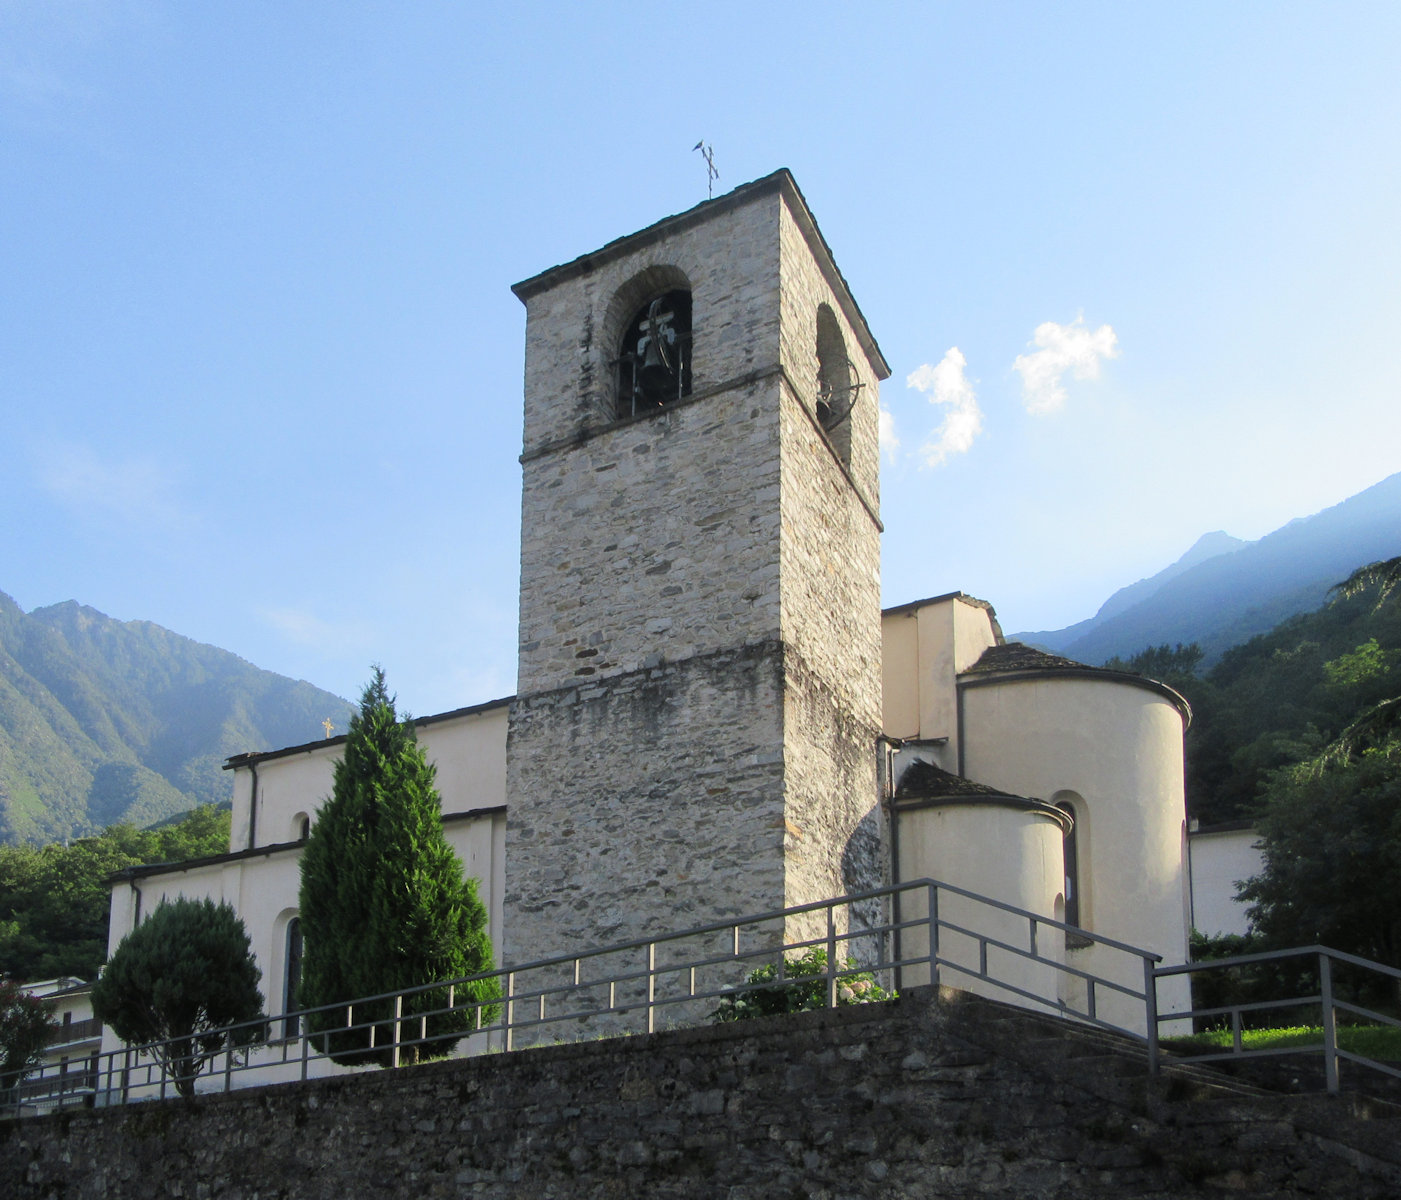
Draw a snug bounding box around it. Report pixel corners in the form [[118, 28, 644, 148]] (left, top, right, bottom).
[[511, 169, 889, 381]]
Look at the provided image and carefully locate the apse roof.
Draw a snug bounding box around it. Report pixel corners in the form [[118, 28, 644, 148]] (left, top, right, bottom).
[[894, 758, 1025, 801], [961, 641, 1193, 726], [964, 642, 1092, 674]]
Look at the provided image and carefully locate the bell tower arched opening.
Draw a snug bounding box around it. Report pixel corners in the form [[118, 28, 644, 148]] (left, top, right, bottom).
[[615, 287, 692, 419], [816, 303, 860, 466]]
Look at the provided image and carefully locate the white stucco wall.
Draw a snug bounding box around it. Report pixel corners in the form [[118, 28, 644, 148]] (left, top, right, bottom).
[[895, 801, 1065, 1009], [1188, 826, 1263, 938], [232, 701, 508, 852], [959, 673, 1192, 1033], [102, 704, 510, 1090], [881, 596, 998, 747]]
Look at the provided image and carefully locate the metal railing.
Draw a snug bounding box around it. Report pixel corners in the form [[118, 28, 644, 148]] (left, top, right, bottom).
[[4, 876, 1166, 1116], [46, 1017, 103, 1048], [1151, 945, 1401, 1093]]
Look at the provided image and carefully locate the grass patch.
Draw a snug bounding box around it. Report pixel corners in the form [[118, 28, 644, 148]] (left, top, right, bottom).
[[1165, 1024, 1401, 1060]]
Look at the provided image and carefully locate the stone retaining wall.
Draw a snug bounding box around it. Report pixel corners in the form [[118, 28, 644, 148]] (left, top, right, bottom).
[[7, 986, 1400, 1199]]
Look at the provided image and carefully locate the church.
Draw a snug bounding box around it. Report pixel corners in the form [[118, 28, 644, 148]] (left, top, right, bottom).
[[105, 170, 1259, 1064]]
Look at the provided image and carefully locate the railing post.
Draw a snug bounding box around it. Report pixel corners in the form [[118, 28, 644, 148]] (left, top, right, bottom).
[[1143, 957, 1160, 1077], [224, 1030, 233, 1092], [826, 906, 838, 1009], [392, 994, 403, 1068], [927, 882, 940, 989], [1320, 951, 1339, 1094], [647, 942, 657, 1034], [505, 971, 516, 1053], [892, 884, 904, 994], [301, 1018, 309, 1082]]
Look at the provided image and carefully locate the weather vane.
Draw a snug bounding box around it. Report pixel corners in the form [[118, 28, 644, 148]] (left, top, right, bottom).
[[693, 140, 718, 199]]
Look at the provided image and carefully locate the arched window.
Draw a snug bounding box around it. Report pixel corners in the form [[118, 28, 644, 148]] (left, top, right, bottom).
[[1055, 802, 1080, 928], [616, 289, 692, 418], [815, 305, 860, 465], [282, 917, 302, 1039]]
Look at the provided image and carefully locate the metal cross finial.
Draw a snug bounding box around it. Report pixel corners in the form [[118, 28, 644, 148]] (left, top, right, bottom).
[[693, 140, 718, 199], [322, 717, 334, 739]]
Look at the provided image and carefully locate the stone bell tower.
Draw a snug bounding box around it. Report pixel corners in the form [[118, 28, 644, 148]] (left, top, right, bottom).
[[504, 170, 889, 962]]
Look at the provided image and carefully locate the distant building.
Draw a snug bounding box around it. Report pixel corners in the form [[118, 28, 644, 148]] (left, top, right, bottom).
[[106, 171, 1247, 1078], [20, 978, 101, 1111]]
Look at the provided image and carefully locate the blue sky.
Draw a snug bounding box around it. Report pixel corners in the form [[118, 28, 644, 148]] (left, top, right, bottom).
[[4, 2, 1400, 717]]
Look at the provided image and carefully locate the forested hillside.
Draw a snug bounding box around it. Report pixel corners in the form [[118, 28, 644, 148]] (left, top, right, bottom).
[[0, 591, 353, 845], [1108, 562, 1401, 826], [0, 806, 232, 981]]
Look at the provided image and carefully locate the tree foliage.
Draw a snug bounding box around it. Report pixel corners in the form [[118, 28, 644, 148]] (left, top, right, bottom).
[[1109, 566, 1401, 826], [710, 949, 894, 1022], [91, 897, 264, 1099], [1238, 702, 1401, 967], [1104, 641, 1204, 686], [0, 978, 55, 1096], [0, 806, 232, 981], [1330, 556, 1401, 609], [298, 669, 498, 1067]]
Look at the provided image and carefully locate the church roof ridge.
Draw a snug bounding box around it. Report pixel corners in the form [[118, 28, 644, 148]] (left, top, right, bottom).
[[107, 806, 508, 883], [882, 591, 999, 620], [223, 694, 514, 770]]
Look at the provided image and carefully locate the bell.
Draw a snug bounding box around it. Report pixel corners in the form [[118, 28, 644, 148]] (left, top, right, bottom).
[[642, 334, 668, 373]]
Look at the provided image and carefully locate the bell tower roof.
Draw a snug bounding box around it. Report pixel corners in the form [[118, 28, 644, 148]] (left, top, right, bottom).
[[511, 168, 890, 381]]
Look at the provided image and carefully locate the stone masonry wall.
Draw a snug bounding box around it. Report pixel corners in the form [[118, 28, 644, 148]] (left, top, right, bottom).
[[504, 641, 788, 963], [516, 188, 782, 458], [776, 192, 883, 507], [9, 986, 1399, 1199], [507, 176, 886, 974], [773, 193, 886, 923], [780, 647, 886, 945], [514, 374, 784, 696]]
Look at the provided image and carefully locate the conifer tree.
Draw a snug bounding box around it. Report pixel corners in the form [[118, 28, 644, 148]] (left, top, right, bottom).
[[297, 668, 497, 1066], [91, 897, 264, 1099]]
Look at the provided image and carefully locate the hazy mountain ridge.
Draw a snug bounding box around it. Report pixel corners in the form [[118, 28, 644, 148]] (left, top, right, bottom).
[[1013, 472, 1401, 665], [0, 591, 353, 845]]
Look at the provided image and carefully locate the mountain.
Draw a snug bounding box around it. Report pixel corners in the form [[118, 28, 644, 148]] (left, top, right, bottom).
[[1013, 471, 1401, 666], [0, 591, 353, 845]]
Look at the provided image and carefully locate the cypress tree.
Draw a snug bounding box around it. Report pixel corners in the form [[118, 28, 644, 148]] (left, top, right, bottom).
[[297, 668, 497, 1066]]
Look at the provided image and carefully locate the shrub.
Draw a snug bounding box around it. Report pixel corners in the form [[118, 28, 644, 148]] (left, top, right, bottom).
[[711, 948, 894, 1022], [0, 978, 55, 1100], [92, 897, 264, 1099]]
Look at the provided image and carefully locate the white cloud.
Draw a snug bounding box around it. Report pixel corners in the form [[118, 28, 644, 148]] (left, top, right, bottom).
[[1012, 318, 1119, 414], [878, 405, 900, 463], [35, 441, 191, 528], [907, 347, 983, 468]]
